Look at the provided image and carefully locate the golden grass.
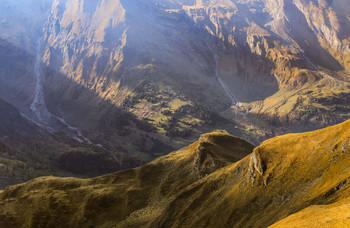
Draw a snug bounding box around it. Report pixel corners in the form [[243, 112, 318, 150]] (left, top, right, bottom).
[[0, 132, 253, 227], [0, 120, 349, 227], [270, 197, 350, 228]]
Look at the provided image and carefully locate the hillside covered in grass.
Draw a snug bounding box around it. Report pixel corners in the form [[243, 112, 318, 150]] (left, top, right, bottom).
[[0, 119, 349, 227]]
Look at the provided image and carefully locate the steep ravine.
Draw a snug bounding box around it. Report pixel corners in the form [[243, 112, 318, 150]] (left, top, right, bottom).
[[30, 39, 88, 143], [30, 40, 52, 124], [210, 47, 253, 128], [29, 38, 120, 163], [214, 53, 239, 106]]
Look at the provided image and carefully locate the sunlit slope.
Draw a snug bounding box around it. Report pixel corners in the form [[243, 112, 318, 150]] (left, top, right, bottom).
[[270, 197, 350, 228], [0, 133, 253, 227], [0, 120, 349, 227], [154, 119, 350, 227]]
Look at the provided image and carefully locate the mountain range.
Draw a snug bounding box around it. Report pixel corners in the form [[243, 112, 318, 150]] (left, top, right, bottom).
[[0, 0, 349, 214], [0, 0, 348, 182], [0, 0, 349, 226]]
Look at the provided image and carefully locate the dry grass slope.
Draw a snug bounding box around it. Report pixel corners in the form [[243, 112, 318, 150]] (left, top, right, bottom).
[[269, 197, 350, 228], [0, 120, 349, 227], [0, 133, 253, 227]]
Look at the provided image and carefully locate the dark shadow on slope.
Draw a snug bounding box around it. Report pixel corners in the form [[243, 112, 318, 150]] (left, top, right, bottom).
[[0, 38, 36, 112], [284, 1, 344, 71], [0, 97, 121, 188], [0, 40, 146, 187], [185, 4, 280, 103]]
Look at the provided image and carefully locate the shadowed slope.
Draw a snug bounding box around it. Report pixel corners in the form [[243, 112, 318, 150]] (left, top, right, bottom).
[[0, 98, 124, 188]]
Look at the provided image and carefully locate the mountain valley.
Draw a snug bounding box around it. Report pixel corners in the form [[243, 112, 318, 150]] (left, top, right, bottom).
[[0, 0, 349, 226], [1, 0, 349, 175]]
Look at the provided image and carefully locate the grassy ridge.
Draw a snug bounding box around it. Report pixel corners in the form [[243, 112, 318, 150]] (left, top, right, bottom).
[[0, 120, 349, 227], [0, 133, 253, 227]]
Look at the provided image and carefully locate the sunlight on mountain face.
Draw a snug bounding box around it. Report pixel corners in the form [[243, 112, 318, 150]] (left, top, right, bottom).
[[0, 0, 349, 227]]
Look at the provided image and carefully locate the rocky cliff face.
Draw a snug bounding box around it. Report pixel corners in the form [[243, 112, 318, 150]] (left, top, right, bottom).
[[41, 0, 350, 143], [40, 0, 250, 160]]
